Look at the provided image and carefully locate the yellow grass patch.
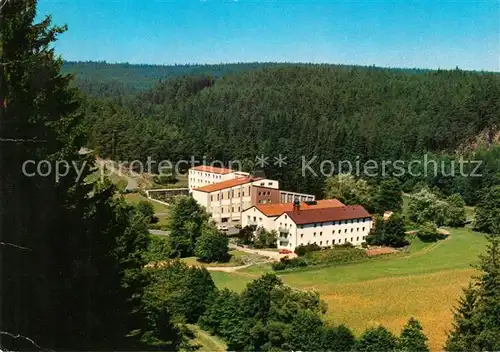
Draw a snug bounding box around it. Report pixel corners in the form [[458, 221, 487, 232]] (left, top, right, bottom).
[[290, 268, 476, 351]]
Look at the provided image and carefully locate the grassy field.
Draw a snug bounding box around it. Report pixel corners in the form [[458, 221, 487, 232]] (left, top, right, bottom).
[[123, 193, 169, 212], [182, 250, 267, 267], [210, 228, 488, 351], [123, 193, 170, 227], [186, 324, 227, 352]]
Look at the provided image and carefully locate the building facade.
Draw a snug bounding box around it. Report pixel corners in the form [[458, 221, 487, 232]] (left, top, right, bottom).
[[241, 199, 345, 230], [188, 165, 249, 191], [274, 205, 373, 250], [191, 177, 280, 224]]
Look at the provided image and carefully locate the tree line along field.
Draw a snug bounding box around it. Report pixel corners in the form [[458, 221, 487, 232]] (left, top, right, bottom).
[[210, 228, 488, 351]]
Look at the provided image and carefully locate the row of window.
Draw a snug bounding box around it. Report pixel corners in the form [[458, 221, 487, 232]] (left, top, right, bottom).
[[191, 179, 216, 185], [299, 218, 371, 229], [210, 188, 249, 201], [303, 237, 366, 246], [258, 191, 272, 196], [213, 206, 242, 214], [190, 171, 223, 179], [294, 227, 367, 238]]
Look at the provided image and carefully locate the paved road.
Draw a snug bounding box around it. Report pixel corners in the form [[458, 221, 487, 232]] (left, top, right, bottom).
[[229, 243, 297, 261], [205, 263, 253, 272], [98, 158, 138, 191], [149, 229, 170, 236]]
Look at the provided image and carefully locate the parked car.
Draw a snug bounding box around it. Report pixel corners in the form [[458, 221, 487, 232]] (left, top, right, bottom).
[[217, 224, 229, 231], [279, 249, 293, 254]]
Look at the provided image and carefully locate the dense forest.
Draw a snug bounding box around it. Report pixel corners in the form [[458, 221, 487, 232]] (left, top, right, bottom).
[[62, 60, 434, 95], [3, 0, 500, 350], [74, 62, 500, 203]]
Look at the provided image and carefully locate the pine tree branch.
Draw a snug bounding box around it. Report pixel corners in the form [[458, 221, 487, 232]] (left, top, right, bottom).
[[0, 0, 10, 12], [0, 331, 52, 351], [0, 242, 31, 251], [0, 138, 47, 143]]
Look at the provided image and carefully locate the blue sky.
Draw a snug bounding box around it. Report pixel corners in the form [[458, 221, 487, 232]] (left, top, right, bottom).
[[37, 0, 499, 71]]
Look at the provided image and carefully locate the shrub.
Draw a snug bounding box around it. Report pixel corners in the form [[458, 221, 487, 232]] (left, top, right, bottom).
[[273, 247, 368, 271], [272, 257, 308, 271], [417, 223, 440, 242], [306, 247, 367, 265], [294, 243, 321, 256], [154, 174, 178, 185]]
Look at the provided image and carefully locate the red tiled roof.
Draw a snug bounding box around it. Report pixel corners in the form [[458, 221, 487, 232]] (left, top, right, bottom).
[[284, 205, 371, 225], [253, 199, 345, 217], [193, 177, 262, 193], [191, 165, 234, 175]]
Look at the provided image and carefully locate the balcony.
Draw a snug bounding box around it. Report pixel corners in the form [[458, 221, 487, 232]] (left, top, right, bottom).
[[278, 236, 289, 242], [278, 227, 289, 233], [248, 218, 258, 225]]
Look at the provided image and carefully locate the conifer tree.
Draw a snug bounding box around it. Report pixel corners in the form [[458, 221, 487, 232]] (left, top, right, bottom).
[[0, 1, 169, 350], [398, 318, 430, 352], [445, 235, 500, 351]]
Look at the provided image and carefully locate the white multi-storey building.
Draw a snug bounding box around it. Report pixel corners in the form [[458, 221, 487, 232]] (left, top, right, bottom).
[[274, 204, 373, 250], [188, 165, 249, 191], [241, 199, 345, 230], [189, 166, 317, 226], [192, 176, 280, 224]]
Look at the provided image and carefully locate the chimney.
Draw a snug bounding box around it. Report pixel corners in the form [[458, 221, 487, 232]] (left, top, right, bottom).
[[293, 198, 300, 212]]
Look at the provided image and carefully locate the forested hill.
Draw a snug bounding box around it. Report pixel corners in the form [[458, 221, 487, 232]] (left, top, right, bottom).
[[63, 61, 435, 96], [81, 64, 500, 201]]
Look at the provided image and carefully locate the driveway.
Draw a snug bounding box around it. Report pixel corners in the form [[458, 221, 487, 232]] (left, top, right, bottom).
[[229, 243, 297, 261]]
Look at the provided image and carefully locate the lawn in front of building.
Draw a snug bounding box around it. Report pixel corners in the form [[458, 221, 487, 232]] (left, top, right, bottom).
[[210, 228, 487, 351]]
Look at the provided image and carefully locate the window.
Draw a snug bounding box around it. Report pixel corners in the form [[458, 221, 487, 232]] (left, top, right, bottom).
[[332, 239, 335, 244], [300, 234, 304, 238], [356, 237, 359, 241], [268, 182, 272, 186], [231, 207, 234, 212], [285, 215, 288, 220], [217, 194, 219, 200], [319, 231, 322, 236], [326, 240, 329, 245], [259, 217, 262, 221], [320, 241, 322, 245], [313, 232, 316, 237], [344, 238, 347, 243], [332, 230, 335, 234], [344, 229, 347, 233], [363, 236, 366, 240], [338, 230, 341, 234], [253, 217, 256, 221], [267, 191, 271, 195], [351, 228, 354, 232], [363, 227, 365, 231], [258, 192, 261, 196], [314, 224, 317, 228], [237, 192, 240, 197], [357, 228, 359, 231], [238, 206, 240, 212], [350, 237, 353, 242], [210, 195, 213, 201], [260, 182, 264, 186], [247, 215, 250, 220]]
